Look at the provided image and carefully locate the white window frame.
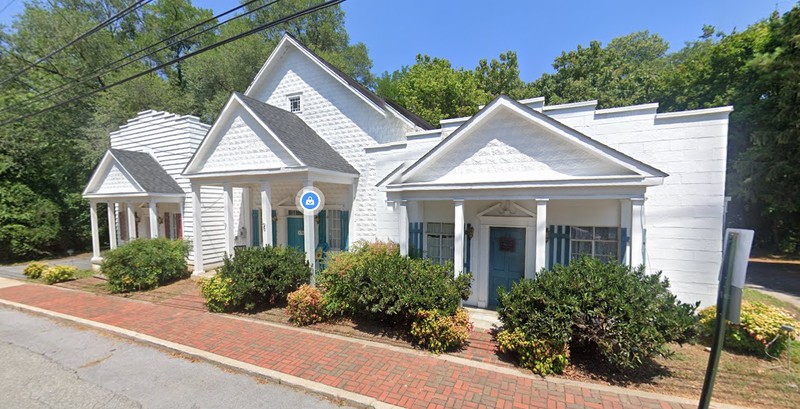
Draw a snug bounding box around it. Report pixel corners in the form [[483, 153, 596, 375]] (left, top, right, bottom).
[[326, 210, 342, 250], [288, 95, 301, 113], [570, 226, 619, 263], [426, 222, 454, 265]]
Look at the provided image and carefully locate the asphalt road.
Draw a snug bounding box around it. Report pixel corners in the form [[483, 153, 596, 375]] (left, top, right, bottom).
[[0, 307, 350, 409]]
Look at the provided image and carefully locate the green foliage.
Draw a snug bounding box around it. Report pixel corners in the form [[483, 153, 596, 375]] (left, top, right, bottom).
[[699, 300, 800, 358], [474, 51, 531, 99], [198, 274, 235, 313], [102, 239, 189, 293], [319, 241, 472, 325], [23, 261, 48, 279], [410, 308, 473, 354], [213, 246, 310, 312], [497, 257, 699, 372], [0, 183, 61, 261], [496, 327, 570, 375], [286, 284, 326, 326], [41, 265, 77, 284]]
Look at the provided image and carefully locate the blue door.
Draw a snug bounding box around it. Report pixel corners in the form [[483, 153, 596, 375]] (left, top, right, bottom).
[[489, 227, 526, 308], [287, 217, 304, 251]]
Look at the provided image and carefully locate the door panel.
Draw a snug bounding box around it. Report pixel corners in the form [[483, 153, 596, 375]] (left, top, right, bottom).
[[287, 217, 304, 250], [488, 227, 526, 308]]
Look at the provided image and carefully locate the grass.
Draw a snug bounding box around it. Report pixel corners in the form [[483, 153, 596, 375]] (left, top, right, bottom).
[[744, 287, 800, 319]]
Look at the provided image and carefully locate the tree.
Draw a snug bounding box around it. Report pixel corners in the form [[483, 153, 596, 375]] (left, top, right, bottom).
[[474, 51, 531, 99], [375, 55, 488, 127]]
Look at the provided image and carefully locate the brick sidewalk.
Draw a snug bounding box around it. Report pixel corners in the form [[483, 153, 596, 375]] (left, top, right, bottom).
[[0, 283, 702, 409]]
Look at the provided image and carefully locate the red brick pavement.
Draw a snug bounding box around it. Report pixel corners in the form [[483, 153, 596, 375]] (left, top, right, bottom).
[[0, 283, 698, 409]]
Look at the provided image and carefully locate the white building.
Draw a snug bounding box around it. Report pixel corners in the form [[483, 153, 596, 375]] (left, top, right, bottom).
[[85, 34, 732, 308]]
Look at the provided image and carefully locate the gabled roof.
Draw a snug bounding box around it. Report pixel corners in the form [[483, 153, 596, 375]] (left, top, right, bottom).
[[183, 92, 358, 176], [244, 34, 434, 131], [84, 149, 183, 196], [235, 93, 358, 174], [393, 95, 667, 187]]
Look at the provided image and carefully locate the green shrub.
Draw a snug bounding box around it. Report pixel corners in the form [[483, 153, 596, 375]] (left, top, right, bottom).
[[699, 301, 799, 358], [102, 238, 188, 293], [319, 241, 472, 325], [496, 328, 570, 375], [41, 265, 77, 284], [410, 308, 473, 354], [287, 284, 326, 326], [23, 261, 48, 279], [214, 246, 310, 311], [198, 275, 235, 313], [497, 257, 698, 372]]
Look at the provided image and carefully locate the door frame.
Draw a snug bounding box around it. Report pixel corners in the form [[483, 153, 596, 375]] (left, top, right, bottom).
[[476, 215, 536, 309]]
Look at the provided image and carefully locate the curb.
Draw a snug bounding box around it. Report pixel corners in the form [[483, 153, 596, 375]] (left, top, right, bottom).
[[0, 299, 401, 409]]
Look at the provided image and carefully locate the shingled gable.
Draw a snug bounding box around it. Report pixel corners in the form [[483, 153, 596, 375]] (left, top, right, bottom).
[[244, 33, 433, 131], [393, 95, 668, 186], [84, 149, 183, 196], [183, 92, 358, 176]]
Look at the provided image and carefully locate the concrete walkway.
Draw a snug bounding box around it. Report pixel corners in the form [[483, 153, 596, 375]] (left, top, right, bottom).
[[0, 278, 741, 409]]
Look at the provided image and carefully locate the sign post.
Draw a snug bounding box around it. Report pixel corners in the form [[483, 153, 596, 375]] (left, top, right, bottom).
[[296, 187, 325, 286]]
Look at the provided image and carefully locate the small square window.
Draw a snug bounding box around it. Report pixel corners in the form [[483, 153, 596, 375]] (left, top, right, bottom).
[[289, 96, 301, 113]]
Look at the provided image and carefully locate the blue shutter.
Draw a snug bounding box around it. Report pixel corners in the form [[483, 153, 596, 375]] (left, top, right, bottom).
[[547, 225, 571, 269], [409, 222, 423, 258], [251, 210, 260, 247], [340, 210, 349, 251], [271, 210, 277, 246], [318, 210, 327, 247]]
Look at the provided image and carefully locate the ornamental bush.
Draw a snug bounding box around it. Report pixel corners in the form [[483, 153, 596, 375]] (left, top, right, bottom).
[[496, 327, 570, 375], [497, 257, 699, 373], [699, 301, 799, 358], [287, 284, 326, 326], [214, 246, 310, 312], [41, 265, 77, 284], [410, 308, 473, 354], [23, 261, 48, 279], [198, 275, 235, 313], [319, 241, 472, 325], [102, 238, 188, 293]]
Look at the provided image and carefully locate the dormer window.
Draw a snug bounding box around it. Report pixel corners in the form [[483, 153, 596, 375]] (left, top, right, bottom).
[[289, 95, 301, 113]]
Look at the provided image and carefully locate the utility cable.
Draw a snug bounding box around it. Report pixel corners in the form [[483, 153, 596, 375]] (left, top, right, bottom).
[[0, 0, 151, 87], [0, 0, 344, 127]]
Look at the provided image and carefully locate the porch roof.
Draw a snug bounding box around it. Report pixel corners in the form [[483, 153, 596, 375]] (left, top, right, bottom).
[[83, 149, 184, 199]]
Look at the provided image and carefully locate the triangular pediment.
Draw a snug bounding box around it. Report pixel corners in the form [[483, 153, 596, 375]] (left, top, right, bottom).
[[184, 96, 301, 175], [399, 96, 666, 186], [84, 152, 143, 195]]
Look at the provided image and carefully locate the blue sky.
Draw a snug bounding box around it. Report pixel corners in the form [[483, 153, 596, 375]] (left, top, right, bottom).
[[0, 0, 793, 82]]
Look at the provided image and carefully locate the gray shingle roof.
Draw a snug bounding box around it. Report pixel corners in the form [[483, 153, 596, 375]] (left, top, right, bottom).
[[235, 93, 359, 175], [109, 149, 184, 194]]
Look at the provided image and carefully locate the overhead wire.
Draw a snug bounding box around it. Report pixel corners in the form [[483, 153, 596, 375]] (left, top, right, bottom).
[[0, 0, 151, 87], [1, 0, 272, 115], [0, 0, 345, 127]]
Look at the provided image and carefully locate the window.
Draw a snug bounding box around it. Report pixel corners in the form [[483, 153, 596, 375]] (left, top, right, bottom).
[[289, 95, 301, 113], [327, 210, 342, 250], [570, 226, 618, 262], [426, 222, 454, 265]]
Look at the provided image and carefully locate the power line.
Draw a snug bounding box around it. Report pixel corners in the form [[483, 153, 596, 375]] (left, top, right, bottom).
[[0, 0, 345, 127], [1, 0, 273, 116], [0, 0, 151, 87], [0, 0, 18, 16]]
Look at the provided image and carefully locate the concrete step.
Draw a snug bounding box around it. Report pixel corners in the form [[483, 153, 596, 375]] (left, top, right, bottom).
[[464, 307, 501, 331]]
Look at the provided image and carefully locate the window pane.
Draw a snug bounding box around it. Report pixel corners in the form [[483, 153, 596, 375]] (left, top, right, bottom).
[[442, 236, 454, 261], [571, 226, 593, 240], [427, 223, 441, 234], [571, 240, 592, 259], [427, 236, 440, 260], [442, 223, 455, 235], [595, 227, 617, 241], [595, 241, 619, 260]]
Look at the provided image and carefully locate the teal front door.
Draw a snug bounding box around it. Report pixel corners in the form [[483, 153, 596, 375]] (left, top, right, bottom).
[[489, 227, 526, 308], [287, 217, 304, 250]]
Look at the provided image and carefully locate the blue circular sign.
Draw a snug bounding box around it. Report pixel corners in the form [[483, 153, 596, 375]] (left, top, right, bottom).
[[301, 191, 320, 211]]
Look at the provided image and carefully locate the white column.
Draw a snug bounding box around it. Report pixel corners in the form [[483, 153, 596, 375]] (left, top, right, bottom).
[[126, 202, 137, 240], [191, 184, 204, 274], [178, 198, 185, 239], [89, 201, 101, 262], [535, 199, 549, 273], [107, 202, 117, 250], [223, 183, 234, 256], [619, 199, 633, 265], [261, 182, 272, 247], [631, 198, 645, 267], [453, 199, 465, 276], [148, 200, 158, 239], [398, 200, 409, 256], [303, 180, 317, 285]]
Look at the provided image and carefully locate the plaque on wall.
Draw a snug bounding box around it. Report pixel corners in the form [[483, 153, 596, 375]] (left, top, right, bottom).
[[499, 236, 516, 252]]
